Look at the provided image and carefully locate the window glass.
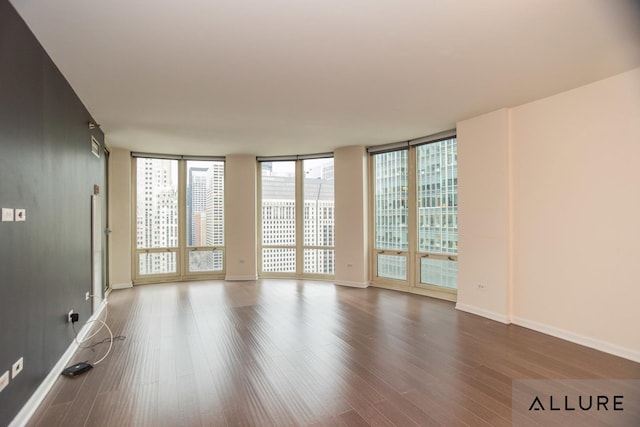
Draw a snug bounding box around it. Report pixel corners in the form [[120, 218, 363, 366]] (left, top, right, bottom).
[[136, 158, 178, 250], [373, 150, 408, 251], [303, 158, 335, 274], [261, 161, 296, 272], [186, 161, 225, 248], [416, 139, 458, 255]]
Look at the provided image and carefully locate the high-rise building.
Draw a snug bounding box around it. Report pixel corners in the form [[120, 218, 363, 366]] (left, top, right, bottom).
[[260, 159, 335, 274], [204, 163, 224, 270], [187, 167, 208, 246], [204, 164, 224, 247], [261, 174, 297, 272], [373, 138, 458, 286], [416, 139, 458, 288], [136, 158, 178, 275], [303, 161, 335, 274], [416, 139, 458, 255]]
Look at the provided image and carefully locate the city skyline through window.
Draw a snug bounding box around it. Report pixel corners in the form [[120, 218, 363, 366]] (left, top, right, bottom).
[[372, 137, 458, 290], [134, 157, 225, 280], [186, 160, 224, 273], [303, 158, 335, 275], [133, 148, 454, 287], [136, 158, 178, 275], [261, 161, 296, 273], [260, 158, 335, 275], [374, 150, 408, 280], [417, 139, 458, 288]]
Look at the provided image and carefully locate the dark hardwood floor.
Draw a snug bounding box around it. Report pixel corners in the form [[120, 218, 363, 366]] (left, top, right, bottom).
[[27, 280, 640, 426]]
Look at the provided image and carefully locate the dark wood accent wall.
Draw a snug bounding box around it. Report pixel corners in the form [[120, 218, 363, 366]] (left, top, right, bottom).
[[0, 1, 104, 424]]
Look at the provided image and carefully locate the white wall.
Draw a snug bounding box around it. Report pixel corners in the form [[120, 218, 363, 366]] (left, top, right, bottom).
[[108, 147, 132, 288], [457, 68, 640, 361], [456, 109, 511, 323], [510, 68, 640, 360], [225, 154, 258, 280], [334, 146, 369, 287]]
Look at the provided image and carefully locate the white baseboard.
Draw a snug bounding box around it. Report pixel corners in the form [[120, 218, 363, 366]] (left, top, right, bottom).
[[225, 275, 258, 281], [334, 280, 369, 288], [9, 300, 108, 427], [511, 316, 640, 364], [110, 282, 132, 289], [455, 303, 511, 324]]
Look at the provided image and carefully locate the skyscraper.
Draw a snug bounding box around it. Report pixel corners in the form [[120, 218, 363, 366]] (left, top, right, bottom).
[[260, 159, 335, 274], [204, 163, 224, 270], [136, 158, 178, 275], [187, 167, 208, 246], [373, 138, 458, 286]]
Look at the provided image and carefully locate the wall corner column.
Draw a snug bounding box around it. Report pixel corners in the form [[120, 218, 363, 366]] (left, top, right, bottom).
[[456, 109, 512, 323], [109, 147, 133, 288], [225, 154, 258, 280], [334, 146, 369, 288]]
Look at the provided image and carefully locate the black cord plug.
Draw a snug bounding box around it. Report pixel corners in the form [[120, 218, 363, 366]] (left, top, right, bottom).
[[70, 312, 79, 323]]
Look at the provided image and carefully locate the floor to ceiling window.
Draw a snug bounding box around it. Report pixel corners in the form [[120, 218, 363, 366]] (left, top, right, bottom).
[[260, 160, 297, 273], [185, 160, 225, 275], [374, 150, 408, 281], [370, 133, 458, 300], [259, 155, 335, 278], [133, 155, 225, 283], [302, 158, 335, 275], [135, 157, 179, 277], [416, 141, 458, 289]]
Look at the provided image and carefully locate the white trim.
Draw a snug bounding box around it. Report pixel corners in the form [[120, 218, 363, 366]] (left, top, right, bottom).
[[225, 275, 258, 281], [334, 280, 369, 288], [455, 303, 511, 324], [408, 129, 457, 146], [366, 141, 409, 154], [110, 282, 132, 289], [130, 152, 181, 160], [256, 153, 333, 162], [297, 152, 333, 160], [512, 316, 640, 364], [9, 300, 108, 427], [132, 152, 226, 161]]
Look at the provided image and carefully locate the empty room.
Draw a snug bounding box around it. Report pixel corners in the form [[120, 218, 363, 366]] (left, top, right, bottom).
[[1, 0, 639, 426]]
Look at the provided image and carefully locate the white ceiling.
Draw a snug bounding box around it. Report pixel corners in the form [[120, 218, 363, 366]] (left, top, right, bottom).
[[10, 0, 640, 156]]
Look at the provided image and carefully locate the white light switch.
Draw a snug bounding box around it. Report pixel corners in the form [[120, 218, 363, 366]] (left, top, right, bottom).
[[15, 209, 26, 222], [1, 208, 14, 222]]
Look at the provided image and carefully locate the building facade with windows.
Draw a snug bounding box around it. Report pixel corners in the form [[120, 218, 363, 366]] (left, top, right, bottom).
[[136, 158, 178, 275], [372, 138, 458, 288], [261, 159, 335, 274]]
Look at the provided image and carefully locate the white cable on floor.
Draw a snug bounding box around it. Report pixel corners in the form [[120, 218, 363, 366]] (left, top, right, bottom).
[[84, 319, 114, 365], [73, 296, 117, 366], [76, 296, 109, 343]]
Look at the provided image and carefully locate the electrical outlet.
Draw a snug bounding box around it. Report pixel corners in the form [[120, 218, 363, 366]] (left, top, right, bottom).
[[85, 292, 90, 301], [12, 357, 23, 378], [68, 309, 74, 323], [15, 209, 26, 222], [477, 283, 486, 291], [0, 371, 8, 393]]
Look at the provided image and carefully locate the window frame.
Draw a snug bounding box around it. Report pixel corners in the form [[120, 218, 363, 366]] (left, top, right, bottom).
[[257, 156, 335, 279], [131, 155, 226, 284], [368, 135, 458, 301]]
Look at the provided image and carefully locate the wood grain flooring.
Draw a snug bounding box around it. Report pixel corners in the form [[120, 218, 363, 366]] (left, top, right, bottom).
[[26, 280, 640, 426]]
